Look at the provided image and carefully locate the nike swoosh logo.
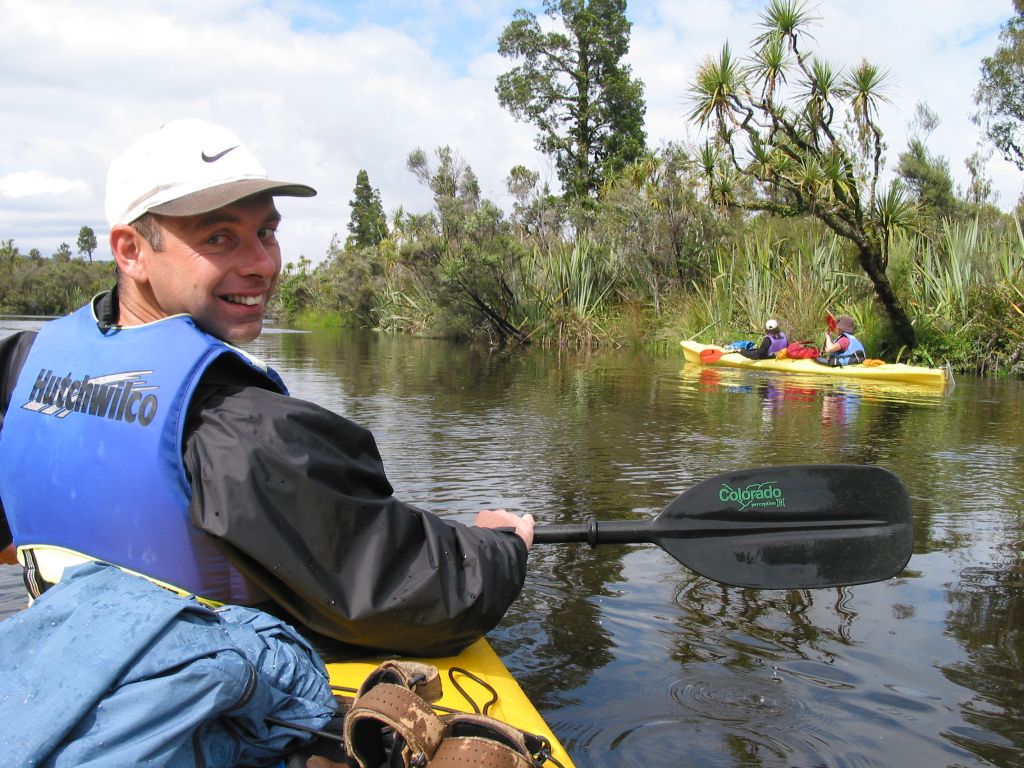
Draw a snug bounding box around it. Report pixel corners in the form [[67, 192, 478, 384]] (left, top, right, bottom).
[[201, 146, 238, 163]]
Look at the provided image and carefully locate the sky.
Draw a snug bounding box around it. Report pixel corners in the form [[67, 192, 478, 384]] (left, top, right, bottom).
[[0, 0, 1019, 264]]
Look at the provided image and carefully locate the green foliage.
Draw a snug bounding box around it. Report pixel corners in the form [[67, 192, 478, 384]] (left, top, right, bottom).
[[496, 0, 647, 199], [676, 224, 854, 347], [276, 239, 384, 329], [76, 225, 98, 262], [346, 170, 388, 249], [53, 242, 73, 262], [593, 145, 724, 313], [974, 0, 1024, 170], [898, 140, 958, 219], [513, 237, 620, 346], [271, 177, 1024, 374], [391, 146, 532, 342], [1, 239, 19, 267], [903, 217, 1024, 324], [0, 249, 114, 315], [505, 165, 568, 251], [688, 0, 917, 349], [897, 104, 961, 226], [962, 148, 998, 208], [883, 215, 1024, 369]]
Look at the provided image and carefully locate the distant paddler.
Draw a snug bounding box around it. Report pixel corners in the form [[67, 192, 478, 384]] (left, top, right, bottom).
[[738, 319, 789, 359]]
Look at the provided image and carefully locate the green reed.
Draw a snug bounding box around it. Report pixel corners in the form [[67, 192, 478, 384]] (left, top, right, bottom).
[[517, 237, 621, 344]]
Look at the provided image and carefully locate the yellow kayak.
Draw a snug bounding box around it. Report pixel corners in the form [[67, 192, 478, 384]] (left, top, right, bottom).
[[680, 340, 950, 388], [327, 638, 574, 767]]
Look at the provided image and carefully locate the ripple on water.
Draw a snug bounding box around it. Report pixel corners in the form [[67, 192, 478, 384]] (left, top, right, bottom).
[[669, 672, 803, 725], [549, 671, 834, 768]]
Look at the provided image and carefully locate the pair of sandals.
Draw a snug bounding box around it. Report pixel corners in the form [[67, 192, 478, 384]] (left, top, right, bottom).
[[299, 660, 554, 768]]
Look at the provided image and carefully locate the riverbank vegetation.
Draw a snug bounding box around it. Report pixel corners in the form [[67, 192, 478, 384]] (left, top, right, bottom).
[[272, 1, 1023, 377], [0, 239, 114, 316], [3, 1, 1023, 377]]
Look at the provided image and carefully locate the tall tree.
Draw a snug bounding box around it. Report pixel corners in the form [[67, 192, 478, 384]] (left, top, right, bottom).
[[595, 145, 723, 312], [505, 165, 567, 251], [402, 146, 529, 343], [897, 102, 958, 220], [0, 239, 18, 266], [77, 225, 98, 262], [974, 0, 1024, 170], [346, 169, 388, 249], [688, 0, 918, 349], [53, 243, 72, 263], [963, 148, 997, 208], [496, 0, 647, 200]]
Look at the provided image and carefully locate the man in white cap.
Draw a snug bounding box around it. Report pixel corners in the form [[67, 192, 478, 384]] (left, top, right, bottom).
[[0, 120, 534, 657]]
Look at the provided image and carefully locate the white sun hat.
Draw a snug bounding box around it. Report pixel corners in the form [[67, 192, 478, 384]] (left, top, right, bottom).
[[104, 119, 316, 228], [765, 319, 780, 331]]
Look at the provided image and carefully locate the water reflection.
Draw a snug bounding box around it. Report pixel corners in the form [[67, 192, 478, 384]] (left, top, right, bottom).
[[2, 319, 1024, 767], [243, 330, 1024, 767]]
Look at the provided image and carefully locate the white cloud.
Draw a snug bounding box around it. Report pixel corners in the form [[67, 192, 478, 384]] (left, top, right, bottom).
[[0, 0, 1021, 264], [0, 172, 89, 198]]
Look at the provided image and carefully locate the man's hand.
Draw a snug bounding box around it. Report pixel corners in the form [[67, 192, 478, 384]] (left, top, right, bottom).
[[0, 543, 17, 565], [474, 509, 536, 549]]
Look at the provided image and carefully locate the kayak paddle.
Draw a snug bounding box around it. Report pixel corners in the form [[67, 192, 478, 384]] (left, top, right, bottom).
[[532, 464, 912, 590], [699, 347, 741, 363]]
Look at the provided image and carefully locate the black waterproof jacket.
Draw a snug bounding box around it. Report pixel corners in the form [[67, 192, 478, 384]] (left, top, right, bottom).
[[0, 293, 528, 658]]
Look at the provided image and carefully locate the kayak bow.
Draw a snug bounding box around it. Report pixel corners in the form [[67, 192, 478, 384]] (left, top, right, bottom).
[[327, 639, 574, 767]]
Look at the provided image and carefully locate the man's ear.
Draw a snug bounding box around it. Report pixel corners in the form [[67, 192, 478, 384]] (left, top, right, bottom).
[[109, 225, 148, 283]]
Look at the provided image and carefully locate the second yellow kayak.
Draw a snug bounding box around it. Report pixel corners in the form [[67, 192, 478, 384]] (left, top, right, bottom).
[[681, 340, 950, 388]]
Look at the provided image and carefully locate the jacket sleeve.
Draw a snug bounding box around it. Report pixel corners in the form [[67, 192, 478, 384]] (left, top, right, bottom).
[[182, 364, 528, 657], [0, 331, 37, 550]]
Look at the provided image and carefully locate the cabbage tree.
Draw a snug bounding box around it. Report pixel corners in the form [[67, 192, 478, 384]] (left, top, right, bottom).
[[688, 0, 917, 348]]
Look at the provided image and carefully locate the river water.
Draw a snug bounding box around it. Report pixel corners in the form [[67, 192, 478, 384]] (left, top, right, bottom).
[[2, 319, 1022, 767]]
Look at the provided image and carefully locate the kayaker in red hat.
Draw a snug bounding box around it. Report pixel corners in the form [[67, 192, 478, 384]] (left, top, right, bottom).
[[0, 119, 534, 658], [821, 314, 866, 366]]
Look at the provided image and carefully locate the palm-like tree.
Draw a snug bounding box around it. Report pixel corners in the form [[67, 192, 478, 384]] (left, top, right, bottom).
[[687, 0, 917, 348]]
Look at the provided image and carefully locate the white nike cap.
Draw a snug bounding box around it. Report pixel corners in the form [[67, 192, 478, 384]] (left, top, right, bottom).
[[105, 119, 316, 228]]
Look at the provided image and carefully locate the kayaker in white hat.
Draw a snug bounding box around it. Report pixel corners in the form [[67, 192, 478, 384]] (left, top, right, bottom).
[[0, 119, 534, 657], [739, 318, 789, 359]]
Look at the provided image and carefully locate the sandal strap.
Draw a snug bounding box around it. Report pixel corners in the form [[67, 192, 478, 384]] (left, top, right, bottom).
[[345, 662, 447, 768], [357, 659, 444, 702], [430, 714, 542, 768]]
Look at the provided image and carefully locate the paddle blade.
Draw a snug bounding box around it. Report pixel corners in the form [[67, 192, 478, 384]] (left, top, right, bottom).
[[700, 348, 733, 363], [826, 311, 837, 333], [651, 465, 912, 589]]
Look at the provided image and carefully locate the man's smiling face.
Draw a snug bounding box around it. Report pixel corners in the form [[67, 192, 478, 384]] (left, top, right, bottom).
[[130, 193, 283, 343]]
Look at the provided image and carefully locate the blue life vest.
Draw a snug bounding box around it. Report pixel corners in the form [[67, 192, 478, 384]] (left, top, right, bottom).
[[0, 302, 287, 603], [827, 332, 866, 366]]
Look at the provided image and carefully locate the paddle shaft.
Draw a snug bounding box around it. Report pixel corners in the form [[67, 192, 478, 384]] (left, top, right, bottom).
[[533, 516, 887, 545], [534, 519, 652, 545]]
